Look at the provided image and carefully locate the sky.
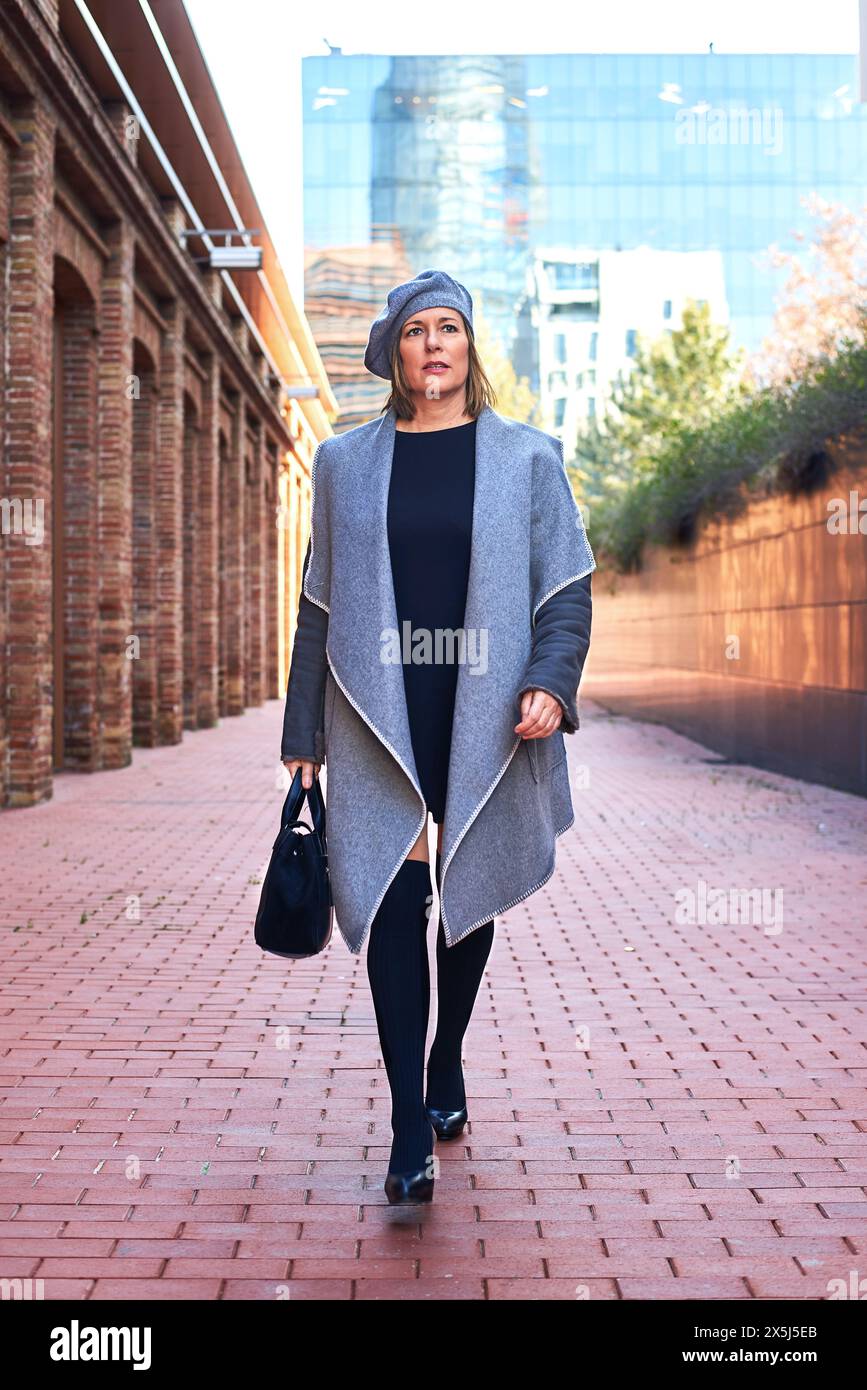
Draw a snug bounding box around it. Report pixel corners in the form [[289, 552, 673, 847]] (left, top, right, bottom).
[[181, 0, 864, 305], [184, 0, 861, 58]]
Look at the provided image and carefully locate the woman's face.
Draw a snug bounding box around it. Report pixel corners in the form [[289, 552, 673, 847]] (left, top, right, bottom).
[[397, 306, 470, 400]]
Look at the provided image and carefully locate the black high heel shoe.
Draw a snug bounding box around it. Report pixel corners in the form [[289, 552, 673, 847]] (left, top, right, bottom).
[[384, 1166, 435, 1205], [425, 1102, 468, 1140], [384, 1122, 436, 1205]]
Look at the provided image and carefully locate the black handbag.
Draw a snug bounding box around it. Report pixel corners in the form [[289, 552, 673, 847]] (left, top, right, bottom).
[[254, 768, 334, 959]]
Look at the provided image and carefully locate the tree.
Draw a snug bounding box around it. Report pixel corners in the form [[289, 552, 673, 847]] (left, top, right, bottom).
[[745, 194, 867, 389], [572, 298, 747, 507]]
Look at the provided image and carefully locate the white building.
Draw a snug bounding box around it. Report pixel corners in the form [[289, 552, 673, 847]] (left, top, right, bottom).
[[527, 247, 729, 459]]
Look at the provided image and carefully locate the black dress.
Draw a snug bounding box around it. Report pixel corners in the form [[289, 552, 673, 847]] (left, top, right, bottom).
[[386, 419, 477, 823]]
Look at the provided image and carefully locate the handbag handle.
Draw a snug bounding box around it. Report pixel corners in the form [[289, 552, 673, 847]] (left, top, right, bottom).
[[280, 765, 327, 839]]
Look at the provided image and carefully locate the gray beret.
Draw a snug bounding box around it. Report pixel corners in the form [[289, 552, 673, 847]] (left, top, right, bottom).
[[364, 268, 474, 380]]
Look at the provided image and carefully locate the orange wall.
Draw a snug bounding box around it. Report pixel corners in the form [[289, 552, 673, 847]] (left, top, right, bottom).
[[583, 430, 867, 796]]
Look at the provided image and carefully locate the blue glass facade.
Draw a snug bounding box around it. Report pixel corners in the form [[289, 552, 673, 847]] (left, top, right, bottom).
[[303, 50, 866, 385]]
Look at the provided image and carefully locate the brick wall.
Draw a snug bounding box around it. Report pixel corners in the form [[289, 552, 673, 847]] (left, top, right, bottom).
[[0, 16, 320, 808], [584, 430, 867, 797], [4, 97, 56, 806]]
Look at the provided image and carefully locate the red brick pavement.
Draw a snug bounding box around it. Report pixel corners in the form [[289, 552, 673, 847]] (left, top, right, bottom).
[[1, 699, 865, 1301]]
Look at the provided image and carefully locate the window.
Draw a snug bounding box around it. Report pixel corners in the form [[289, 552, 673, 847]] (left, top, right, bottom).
[[663, 299, 672, 320], [589, 331, 598, 361], [587, 397, 596, 418], [554, 397, 566, 428], [625, 328, 637, 357], [550, 302, 595, 320], [554, 332, 567, 364], [548, 260, 598, 290]]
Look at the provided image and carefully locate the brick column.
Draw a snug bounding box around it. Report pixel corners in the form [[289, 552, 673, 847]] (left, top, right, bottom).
[[131, 360, 158, 745], [196, 353, 219, 727], [60, 296, 100, 769], [265, 445, 280, 699], [217, 428, 229, 717], [277, 463, 289, 693], [97, 218, 135, 768], [0, 141, 7, 804], [182, 407, 199, 730], [155, 298, 184, 744], [245, 423, 265, 706], [5, 99, 56, 806], [222, 395, 245, 716]]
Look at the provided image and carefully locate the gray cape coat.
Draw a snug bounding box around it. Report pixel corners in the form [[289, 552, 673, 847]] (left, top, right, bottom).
[[284, 403, 596, 955]]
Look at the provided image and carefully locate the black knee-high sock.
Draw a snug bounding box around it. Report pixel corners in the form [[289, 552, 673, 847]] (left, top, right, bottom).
[[425, 849, 495, 1110], [366, 857, 434, 1174]]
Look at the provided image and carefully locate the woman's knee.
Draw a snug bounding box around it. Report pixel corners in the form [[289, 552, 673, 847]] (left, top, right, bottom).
[[405, 819, 430, 863]]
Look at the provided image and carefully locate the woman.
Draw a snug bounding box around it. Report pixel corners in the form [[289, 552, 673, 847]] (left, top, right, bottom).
[[280, 269, 595, 1205]]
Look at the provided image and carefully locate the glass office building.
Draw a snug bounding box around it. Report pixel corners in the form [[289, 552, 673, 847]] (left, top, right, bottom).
[[303, 50, 867, 424]]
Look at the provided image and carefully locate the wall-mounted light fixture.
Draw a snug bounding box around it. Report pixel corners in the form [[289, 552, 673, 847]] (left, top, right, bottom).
[[179, 227, 263, 270]]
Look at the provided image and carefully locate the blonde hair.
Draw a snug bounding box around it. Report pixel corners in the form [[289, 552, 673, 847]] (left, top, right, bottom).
[[381, 312, 497, 420]]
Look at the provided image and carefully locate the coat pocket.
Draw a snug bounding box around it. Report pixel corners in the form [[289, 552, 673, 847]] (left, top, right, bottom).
[[525, 729, 567, 784]]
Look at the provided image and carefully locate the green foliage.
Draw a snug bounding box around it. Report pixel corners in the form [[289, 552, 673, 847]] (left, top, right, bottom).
[[572, 303, 867, 573], [576, 300, 748, 491]]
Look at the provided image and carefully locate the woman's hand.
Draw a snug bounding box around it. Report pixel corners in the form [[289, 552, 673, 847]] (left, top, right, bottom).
[[282, 758, 321, 790], [515, 689, 563, 740]]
